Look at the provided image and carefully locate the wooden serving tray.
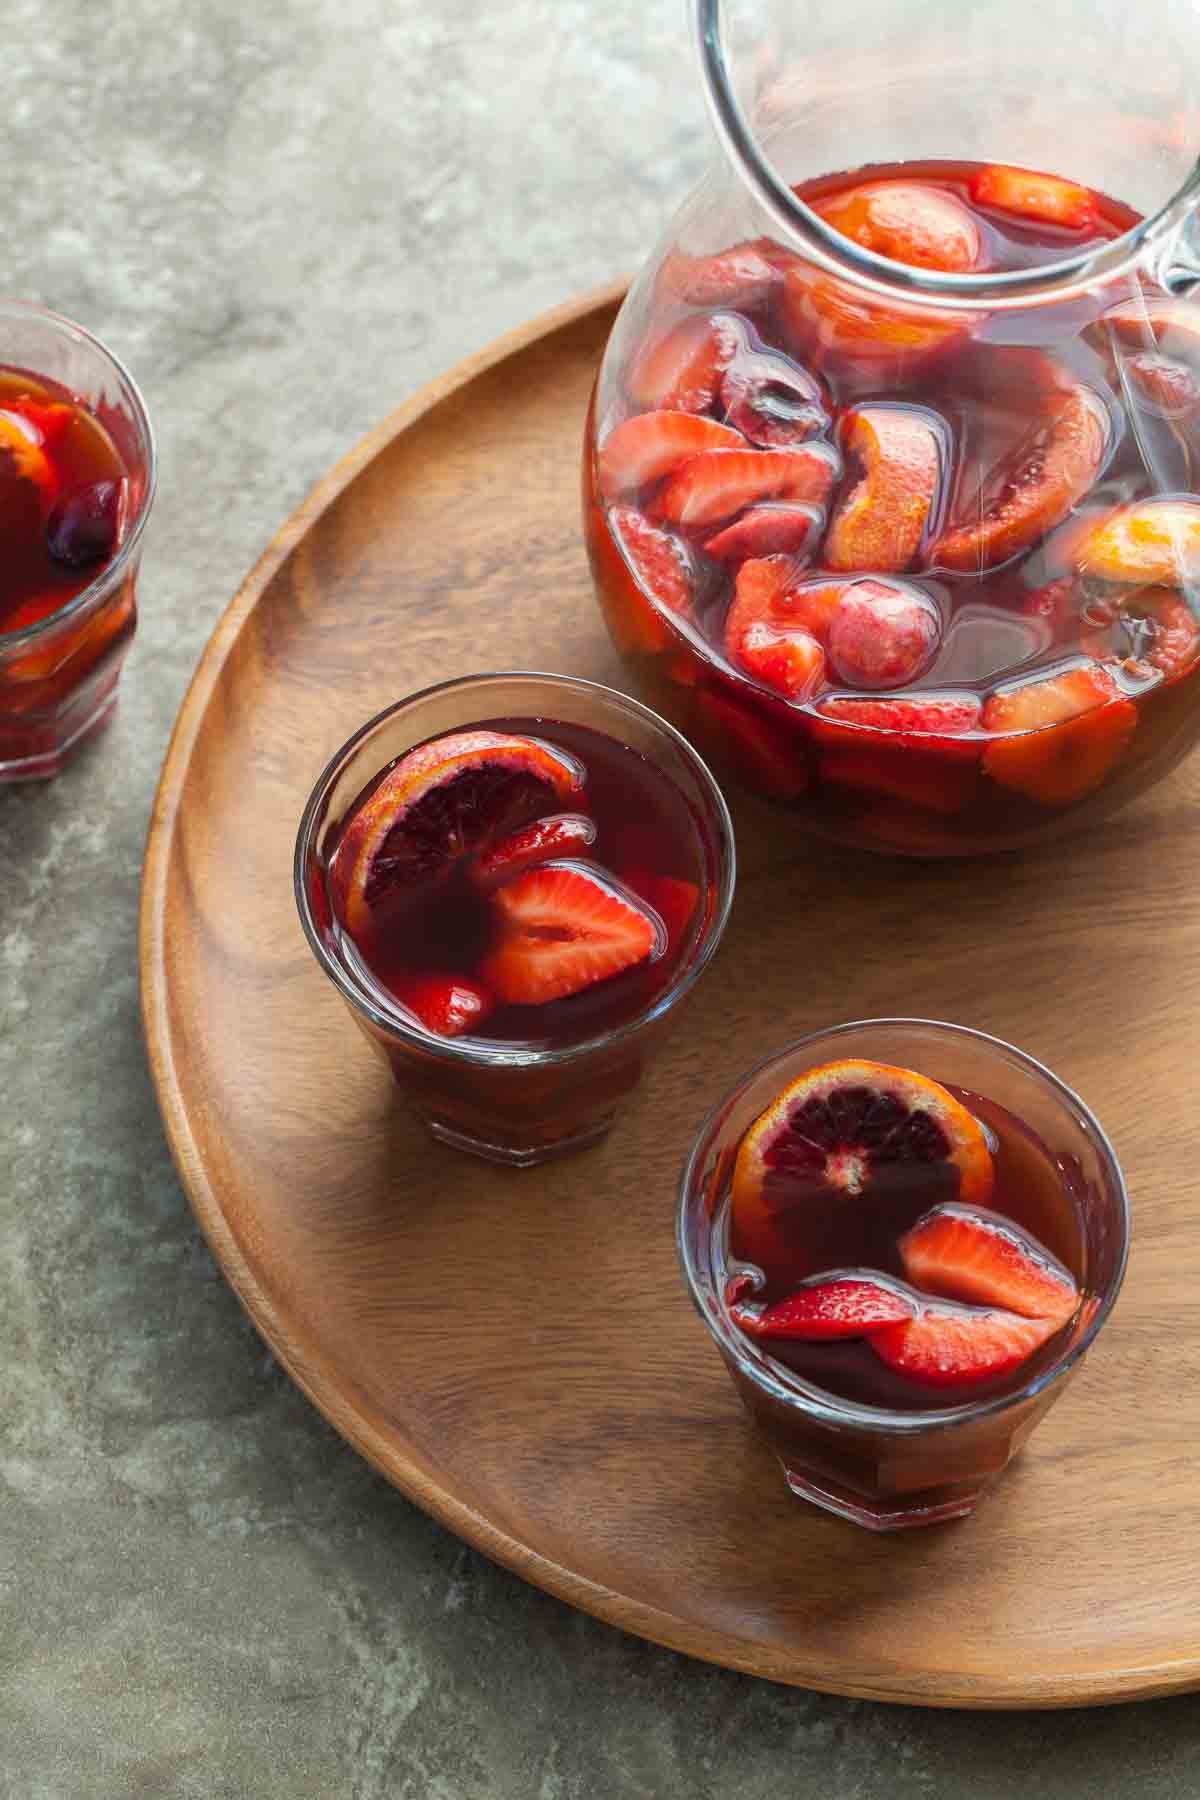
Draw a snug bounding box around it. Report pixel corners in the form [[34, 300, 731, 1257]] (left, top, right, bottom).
[[141, 282, 1200, 1708]]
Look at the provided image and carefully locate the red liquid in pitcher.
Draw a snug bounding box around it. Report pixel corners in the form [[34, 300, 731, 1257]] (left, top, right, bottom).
[[721, 1061, 1087, 1410], [586, 158, 1200, 852], [319, 716, 716, 1048]]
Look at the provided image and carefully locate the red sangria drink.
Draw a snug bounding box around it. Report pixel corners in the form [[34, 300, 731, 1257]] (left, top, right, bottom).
[[0, 303, 154, 780], [585, 0, 1200, 854], [678, 1021, 1128, 1528], [296, 674, 735, 1165]]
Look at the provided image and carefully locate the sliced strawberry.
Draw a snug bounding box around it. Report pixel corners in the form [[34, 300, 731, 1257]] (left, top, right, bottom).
[[597, 505, 696, 660], [734, 620, 824, 701], [653, 443, 838, 530], [391, 972, 495, 1038], [480, 862, 659, 1005], [810, 693, 982, 758], [735, 569, 847, 652], [691, 685, 810, 798], [704, 501, 824, 563], [724, 556, 843, 641], [899, 1203, 1079, 1323], [870, 1305, 1061, 1389], [470, 813, 597, 890], [625, 869, 700, 944], [629, 313, 740, 414], [982, 664, 1137, 805], [971, 165, 1097, 231], [598, 411, 745, 501], [658, 244, 779, 307], [731, 1275, 917, 1341], [608, 507, 693, 618], [724, 556, 831, 700], [813, 694, 981, 814]]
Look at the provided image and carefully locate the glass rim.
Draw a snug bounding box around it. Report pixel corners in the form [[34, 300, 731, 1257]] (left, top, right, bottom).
[[677, 1016, 1130, 1435], [694, 0, 1200, 312], [0, 297, 157, 648], [293, 669, 737, 1069]]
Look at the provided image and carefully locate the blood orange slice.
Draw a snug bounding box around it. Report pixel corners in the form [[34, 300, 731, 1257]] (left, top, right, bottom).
[[731, 1060, 993, 1285], [330, 730, 584, 937], [825, 404, 945, 574], [930, 382, 1111, 574]]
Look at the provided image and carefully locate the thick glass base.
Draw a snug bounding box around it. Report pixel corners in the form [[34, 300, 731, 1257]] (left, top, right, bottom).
[[422, 1110, 615, 1167], [781, 1462, 980, 1530], [0, 689, 119, 782]]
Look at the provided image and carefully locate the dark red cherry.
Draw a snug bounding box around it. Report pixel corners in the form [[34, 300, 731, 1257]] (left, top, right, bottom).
[[46, 479, 126, 569], [719, 349, 829, 447]]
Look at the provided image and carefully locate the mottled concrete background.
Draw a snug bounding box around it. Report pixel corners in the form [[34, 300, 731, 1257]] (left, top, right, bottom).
[[3, 1, 1200, 1794]]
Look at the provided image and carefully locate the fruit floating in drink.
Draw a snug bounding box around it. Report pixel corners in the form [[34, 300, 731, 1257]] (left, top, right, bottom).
[[326, 719, 711, 1046], [585, 158, 1200, 853], [678, 1023, 1128, 1528], [297, 677, 734, 1164], [0, 307, 153, 780], [725, 1061, 1084, 1409]]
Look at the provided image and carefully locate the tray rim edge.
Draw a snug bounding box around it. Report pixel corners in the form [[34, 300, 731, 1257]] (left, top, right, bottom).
[[136, 279, 1195, 1710]]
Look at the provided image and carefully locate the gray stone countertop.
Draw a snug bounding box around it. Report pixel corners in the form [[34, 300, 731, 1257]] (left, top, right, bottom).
[[3, 1, 1200, 1793]]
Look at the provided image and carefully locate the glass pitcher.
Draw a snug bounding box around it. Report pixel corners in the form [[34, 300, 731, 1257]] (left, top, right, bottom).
[[583, 0, 1200, 855]]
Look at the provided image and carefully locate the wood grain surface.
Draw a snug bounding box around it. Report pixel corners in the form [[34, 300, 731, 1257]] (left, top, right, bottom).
[[140, 282, 1200, 1708]]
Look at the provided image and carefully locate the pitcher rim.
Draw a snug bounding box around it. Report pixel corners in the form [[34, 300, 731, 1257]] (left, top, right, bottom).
[[694, 0, 1200, 312]]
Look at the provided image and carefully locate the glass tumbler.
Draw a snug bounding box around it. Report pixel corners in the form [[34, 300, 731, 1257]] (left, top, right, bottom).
[[0, 301, 155, 780], [678, 1018, 1129, 1528], [295, 672, 735, 1166]]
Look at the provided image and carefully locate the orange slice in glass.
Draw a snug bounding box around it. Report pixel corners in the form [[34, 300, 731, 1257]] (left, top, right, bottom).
[[330, 730, 584, 938]]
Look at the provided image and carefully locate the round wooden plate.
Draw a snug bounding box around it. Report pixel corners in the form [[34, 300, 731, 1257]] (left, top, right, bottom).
[[141, 282, 1200, 1709]]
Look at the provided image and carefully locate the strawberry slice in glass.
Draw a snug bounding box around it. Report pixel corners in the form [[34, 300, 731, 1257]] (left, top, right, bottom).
[[481, 862, 661, 1005]]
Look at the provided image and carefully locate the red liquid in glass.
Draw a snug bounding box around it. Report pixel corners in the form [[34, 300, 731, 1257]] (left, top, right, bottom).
[[586, 158, 1200, 852], [325, 715, 717, 1049], [0, 365, 135, 773], [722, 1084, 1086, 1411]]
